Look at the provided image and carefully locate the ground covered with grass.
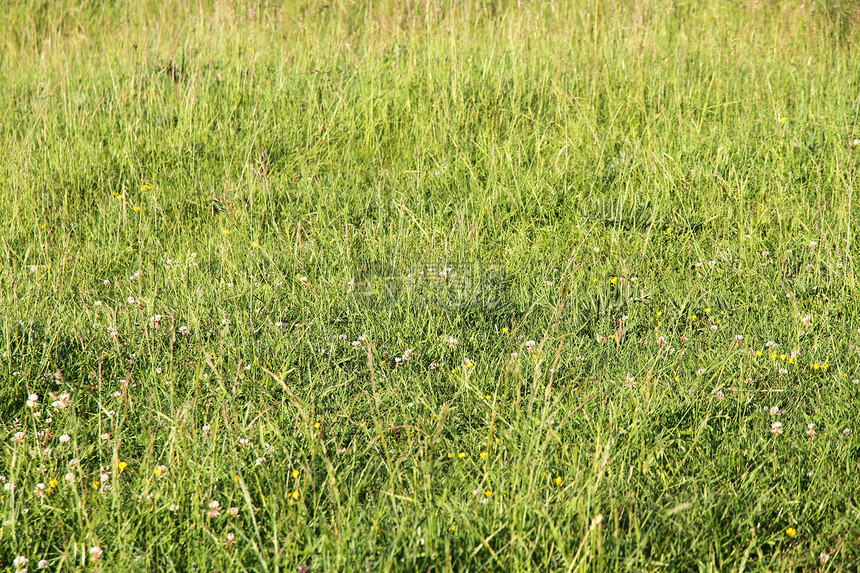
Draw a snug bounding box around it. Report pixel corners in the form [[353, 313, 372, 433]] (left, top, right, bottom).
[[1, 0, 860, 571]]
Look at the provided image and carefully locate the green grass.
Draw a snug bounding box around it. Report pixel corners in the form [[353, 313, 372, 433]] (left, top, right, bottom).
[[1, 0, 860, 570]]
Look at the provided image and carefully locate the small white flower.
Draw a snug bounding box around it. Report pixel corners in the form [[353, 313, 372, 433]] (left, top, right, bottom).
[[255, 457, 266, 465], [64, 472, 75, 483], [770, 421, 783, 435], [89, 546, 103, 563], [59, 434, 71, 443], [127, 296, 136, 304], [26, 394, 39, 408]]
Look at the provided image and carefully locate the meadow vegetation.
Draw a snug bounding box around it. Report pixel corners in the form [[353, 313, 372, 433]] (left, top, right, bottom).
[[1, 0, 860, 570]]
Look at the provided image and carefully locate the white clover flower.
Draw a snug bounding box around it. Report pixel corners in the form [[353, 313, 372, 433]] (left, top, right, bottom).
[[89, 546, 103, 563]]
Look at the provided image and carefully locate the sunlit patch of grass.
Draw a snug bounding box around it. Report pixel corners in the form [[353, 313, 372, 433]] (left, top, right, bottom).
[[1, 0, 860, 571]]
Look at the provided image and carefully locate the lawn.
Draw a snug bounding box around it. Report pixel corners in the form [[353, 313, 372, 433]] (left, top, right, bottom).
[[1, 0, 859, 571]]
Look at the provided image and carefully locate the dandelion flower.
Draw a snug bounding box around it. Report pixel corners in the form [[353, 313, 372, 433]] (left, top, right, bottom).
[[785, 527, 796, 537]]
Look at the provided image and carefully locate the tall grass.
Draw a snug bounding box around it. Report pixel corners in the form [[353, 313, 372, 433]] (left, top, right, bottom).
[[1, 0, 859, 570]]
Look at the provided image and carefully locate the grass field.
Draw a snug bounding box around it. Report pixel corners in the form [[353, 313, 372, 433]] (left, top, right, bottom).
[[1, 0, 860, 570]]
